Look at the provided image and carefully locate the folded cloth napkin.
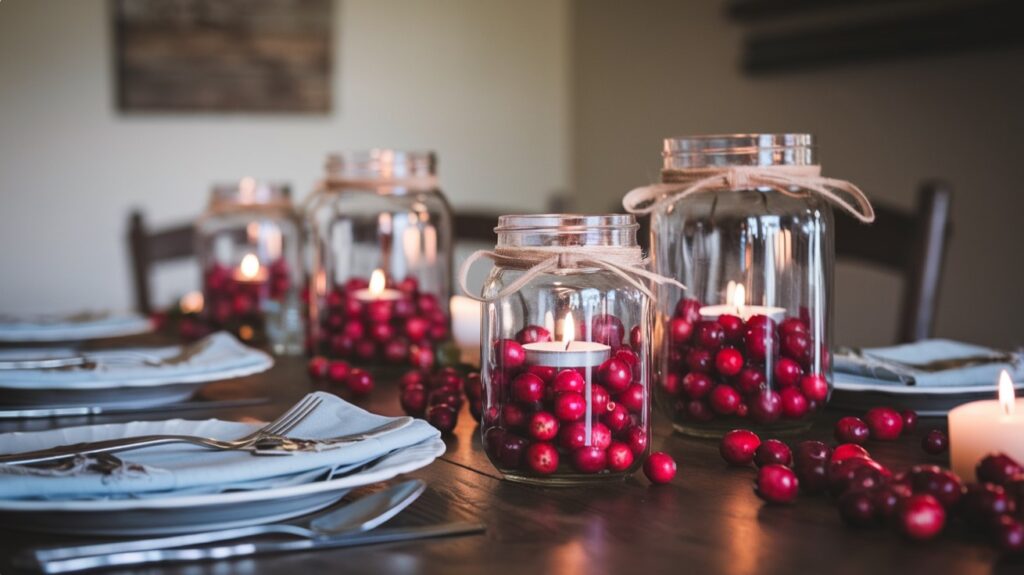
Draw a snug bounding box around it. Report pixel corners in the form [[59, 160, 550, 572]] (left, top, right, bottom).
[[0, 311, 152, 341], [0, 392, 440, 500], [0, 332, 272, 389], [834, 339, 1024, 387]]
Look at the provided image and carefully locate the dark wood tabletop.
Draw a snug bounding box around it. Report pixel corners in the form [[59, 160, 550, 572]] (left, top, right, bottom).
[[0, 348, 1020, 575]]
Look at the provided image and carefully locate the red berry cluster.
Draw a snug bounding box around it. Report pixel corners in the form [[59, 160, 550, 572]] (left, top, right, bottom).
[[482, 317, 649, 478], [317, 276, 447, 368], [833, 407, 918, 444], [719, 415, 1024, 553], [399, 367, 483, 435], [308, 356, 375, 395], [661, 298, 828, 427], [199, 261, 292, 341]]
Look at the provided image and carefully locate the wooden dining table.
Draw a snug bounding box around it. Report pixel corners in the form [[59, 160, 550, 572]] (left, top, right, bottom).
[[0, 342, 1020, 575]]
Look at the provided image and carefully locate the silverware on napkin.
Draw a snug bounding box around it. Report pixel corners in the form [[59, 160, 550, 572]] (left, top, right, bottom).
[[0, 338, 213, 371], [0, 397, 270, 420]]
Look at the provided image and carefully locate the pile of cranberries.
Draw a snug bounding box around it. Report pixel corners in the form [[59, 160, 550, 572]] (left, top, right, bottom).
[[481, 317, 651, 478], [308, 356, 376, 396], [660, 298, 828, 428], [719, 409, 1024, 553], [315, 276, 448, 369], [197, 261, 292, 342], [398, 367, 483, 435]]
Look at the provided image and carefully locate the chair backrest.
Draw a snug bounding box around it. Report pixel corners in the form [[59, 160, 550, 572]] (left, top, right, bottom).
[[127, 210, 195, 314], [453, 212, 499, 244], [834, 180, 953, 342]]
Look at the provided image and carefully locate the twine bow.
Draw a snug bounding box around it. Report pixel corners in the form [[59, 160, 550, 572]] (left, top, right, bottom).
[[622, 165, 875, 223], [458, 245, 686, 303]]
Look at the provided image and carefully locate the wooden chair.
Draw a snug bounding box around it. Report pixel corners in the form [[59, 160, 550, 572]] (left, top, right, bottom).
[[127, 210, 196, 314], [835, 180, 952, 343]]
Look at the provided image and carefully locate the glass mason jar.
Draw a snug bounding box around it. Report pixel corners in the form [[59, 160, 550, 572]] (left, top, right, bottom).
[[305, 150, 453, 370], [648, 134, 834, 436], [477, 214, 652, 485], [195, 178, 304, 354]]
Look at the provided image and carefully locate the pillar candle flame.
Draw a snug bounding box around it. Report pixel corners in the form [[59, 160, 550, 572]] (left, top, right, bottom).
[[240, 253, 261, 280], [369, 269, 387, 297], [561, 312, 576, 347], [999, 369, 1016, 416]]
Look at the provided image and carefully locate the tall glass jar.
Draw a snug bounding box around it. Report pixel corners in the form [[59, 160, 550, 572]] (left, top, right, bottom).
[[646, 134, 835, 436], [195, 178, 303, 354], [474, 215, 652, 485], [305, 150, 453, 371]]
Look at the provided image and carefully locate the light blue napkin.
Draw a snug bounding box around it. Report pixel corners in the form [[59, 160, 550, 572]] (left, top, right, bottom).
[[834, 339, 1024, 388], [0, 392, 440, 500]]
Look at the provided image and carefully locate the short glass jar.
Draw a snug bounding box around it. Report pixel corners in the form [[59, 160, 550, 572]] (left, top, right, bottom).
[[647, 134, 835, 436], [195, 178, 303, 353], [475, 214, 652, 484], [304, 150, 453, 370]]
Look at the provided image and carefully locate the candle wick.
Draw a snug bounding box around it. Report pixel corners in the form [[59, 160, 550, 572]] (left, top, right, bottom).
[[564, 340, 571, 351]]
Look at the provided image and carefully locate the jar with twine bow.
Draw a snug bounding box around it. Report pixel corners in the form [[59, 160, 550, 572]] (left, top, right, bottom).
[[303, 150, 454, 371], [459, 214, 684, 484], [622, 134, 874, 437], [195, 178, 303, 354]]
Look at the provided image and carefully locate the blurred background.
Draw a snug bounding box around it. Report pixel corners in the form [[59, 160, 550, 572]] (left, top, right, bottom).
[[1, 0, 1022, 348]]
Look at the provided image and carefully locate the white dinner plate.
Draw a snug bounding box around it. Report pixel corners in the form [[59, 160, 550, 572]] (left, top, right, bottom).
[[0, 312, 153, 343]]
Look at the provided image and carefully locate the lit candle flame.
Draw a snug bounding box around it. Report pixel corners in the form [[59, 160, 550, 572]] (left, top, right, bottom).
[[239, 254, 261, 280], [731, 283, 746, 314], [369, 269, 387, 297], [999, 369, 1016, 416], [561, 312, 576, 347], [179, 291, 204, 314]]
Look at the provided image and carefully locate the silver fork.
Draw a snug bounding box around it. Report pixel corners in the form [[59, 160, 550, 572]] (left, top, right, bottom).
[[0, 395, 323, 466]]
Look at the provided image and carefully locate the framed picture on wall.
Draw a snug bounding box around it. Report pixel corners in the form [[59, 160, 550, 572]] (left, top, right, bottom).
[[113, 0, 332, 113]]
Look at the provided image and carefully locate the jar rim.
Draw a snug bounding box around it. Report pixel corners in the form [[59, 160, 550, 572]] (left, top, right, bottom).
[[325, 149, 437, 177], [495, 214, 638, 233], [664, 133, 815, 156], [210, 178, 291, 207]]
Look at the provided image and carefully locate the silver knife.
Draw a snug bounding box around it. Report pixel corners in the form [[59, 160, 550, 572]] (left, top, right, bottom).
[[0, 397, 270, 419], [36, 522, 486, 573]]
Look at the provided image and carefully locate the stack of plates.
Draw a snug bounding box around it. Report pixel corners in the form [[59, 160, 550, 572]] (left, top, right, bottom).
[[0, 311, 153, 342], [0, 393, 445, 534], [0, 332, 273, 410]]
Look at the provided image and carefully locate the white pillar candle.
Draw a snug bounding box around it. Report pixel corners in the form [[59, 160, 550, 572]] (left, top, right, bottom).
[[949, 370, 1024, 482], [352, 269, 402, 302], [450, 295, 482, 367], [700, 282, 785, 321]]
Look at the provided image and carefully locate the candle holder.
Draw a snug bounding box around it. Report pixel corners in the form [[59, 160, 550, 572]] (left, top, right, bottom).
[[625, 135, 871, 437], [195, 178, 303, 354], [304, 150, 453, 370], [465, 214, 653, 485]]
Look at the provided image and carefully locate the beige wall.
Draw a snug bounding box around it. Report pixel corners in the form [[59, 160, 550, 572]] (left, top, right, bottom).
[[0, 0, 571, 312], [572, 0, 1024, 348]]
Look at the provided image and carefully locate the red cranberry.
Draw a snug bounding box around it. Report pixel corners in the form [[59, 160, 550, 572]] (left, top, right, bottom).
[[799, 374, 829, 402], [392, 297, 416, 319], [754, 439, 792, 468], [779, 317, 807, 335], [736, 368, 766, 395], [796, 459, 829, 494], [714, 347, 744, 377], [231, 293, 255, 315], [779, 387, 809, 419], [552, 369, 585, 394], [551, 390, 585, 421], [516, 325, 552, 344], [834, 417, 870, 444], [644, 452, 677, 484], [685, 399, 715, 422], [511, 373, 545, 403], [749, 390, 782, 424], [629, 325, 643, 349], [709, 384, 741, 415], [993, 514, 1024, 553], [685, 348, 714, 374], [463, 372, 482, 400], [496, 433, 529, 469], [977, 453, 1024, 485], [828, 457, 886, 495], [614, 348, 640, 372], [720, 429, 761, 465], [354, 339, 378, 361], [899, 494, 945, 540], [590, 384, 611, 414], [528, 411, 559, 441], [501, 403, 529, 429], [597, 358, 632, 393], [756, 464, 799, 504], [838, 489, 878, 527], [624, 426, 648, 456], [681, 372, 713, 400], [795, 440, 831, 464], [607, 441, 635, 472], [400, 387, 427, 416], [899, 409, 918, 434], [308, 356, 330, 379], [694, 320, 726, 350], [773, 358, 803, 388], [497, 339, 526, 369], [327, 360, 351, 384], [395, 276, 418, 295], [416, 293, 439, 314], [718, 314, 745, 342], [526, 442, 559, 475], [426, 404, 458, 434], [408, 344, 435, 371], [780, 332, 811, 363], [618, 384, 645, 413], [365, 300, 393, 324], [602, 403, 631, 433], [345, 368, 374, 395], [922, 429, 948, 455], [669, 317, 694, 347], [917, 469, 964, 509], [572, 446, 608, 473], [865, 407, 903, 440], [591, 315, 626, 347], [736, 402, 749, 418], [404, 316, 431, 342], [383, 339, 410, 363], [674, 298, 701, 323], [874, 483, 912, 519], [832, 443, 870, 462], [961, 482, 1013, 526], [660, 373, 682, 396], [743, 326, 776, 362]]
